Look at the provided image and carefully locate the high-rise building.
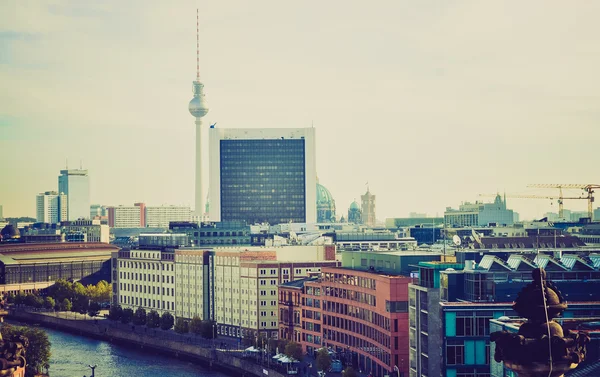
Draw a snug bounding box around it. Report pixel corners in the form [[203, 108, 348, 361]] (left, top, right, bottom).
[[188, 10, 210, 218], [209, 128, 317, 225], [36, 191, 68, 224], [58, 169, 90, 221], [361, 188, 376, 226]]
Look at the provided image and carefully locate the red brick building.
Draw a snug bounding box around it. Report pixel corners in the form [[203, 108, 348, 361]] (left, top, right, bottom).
[[279, 267, 413, 377]]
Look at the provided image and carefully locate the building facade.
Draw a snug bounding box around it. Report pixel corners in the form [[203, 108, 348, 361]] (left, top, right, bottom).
[[145, 205, 191, 228], [36, 191, 67, 224], [107, 203, 145, 228], [58, 169, 90, 221], [444, 195, 514, 227], [174, 248, 214, 321], [113, 247, 176, 315], [361, 189, 376, 226], [61, 219, 109, 243], [209, 128, 317, 225], [304, 267, 412, 377]]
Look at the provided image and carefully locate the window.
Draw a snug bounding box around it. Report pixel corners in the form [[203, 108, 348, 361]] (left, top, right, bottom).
[[446, 340, 465, 365]]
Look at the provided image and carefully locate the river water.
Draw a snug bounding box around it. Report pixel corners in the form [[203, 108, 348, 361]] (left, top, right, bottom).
[[39, 325, 229, 377]]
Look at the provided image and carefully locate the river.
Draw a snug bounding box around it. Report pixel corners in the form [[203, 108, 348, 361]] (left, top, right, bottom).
[[35, 325, 229, 377]]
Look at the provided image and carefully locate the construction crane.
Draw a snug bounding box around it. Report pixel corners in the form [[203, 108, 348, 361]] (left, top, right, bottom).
[[478, 193, 587, 219], [527, 184, 600, 221]]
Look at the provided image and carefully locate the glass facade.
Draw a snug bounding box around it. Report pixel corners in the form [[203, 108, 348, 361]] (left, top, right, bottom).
[[220, 139, 306, 225]]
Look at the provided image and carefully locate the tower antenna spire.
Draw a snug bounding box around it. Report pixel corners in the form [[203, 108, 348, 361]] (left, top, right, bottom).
[[196, 8, 200, 81]]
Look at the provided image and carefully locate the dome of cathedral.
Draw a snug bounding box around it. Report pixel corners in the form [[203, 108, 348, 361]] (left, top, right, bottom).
[[316, 182, 336, 222], [349, 201, 360, 210], [317, 183, 335, 205]]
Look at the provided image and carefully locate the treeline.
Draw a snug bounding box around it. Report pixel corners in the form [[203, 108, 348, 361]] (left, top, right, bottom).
[[8, 279, 111, 318], [108, 306, 216, 337]]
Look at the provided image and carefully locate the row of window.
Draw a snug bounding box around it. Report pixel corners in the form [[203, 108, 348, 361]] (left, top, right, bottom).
[[120, 283, 174, 297], [321, 273, 377, 290], [119, 261, 174, 271], [121, 295, 174, 310], [322, 301, 391, 332], [120, 271, 174, 284]]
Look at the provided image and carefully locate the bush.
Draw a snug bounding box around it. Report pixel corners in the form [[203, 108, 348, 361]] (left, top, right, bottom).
[[316, 348, 331, 372], [133, 307, 147, 326], [146, 310, 160, 328], [121, 308, 134, 324], [160, 312, 174, 330], [87, 302, 101, 318], [108, 305, 123, 321], [200, 320, 216, 339], [174, 318, 189, 334], [44, 297, 55, 310], [285, 341, 303, 361], [61, 298, 72, 312], [189, 316, 202, 335]]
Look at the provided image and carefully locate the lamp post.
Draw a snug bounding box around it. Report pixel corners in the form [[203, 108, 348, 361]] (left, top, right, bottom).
[[84, 364, 97, 377]]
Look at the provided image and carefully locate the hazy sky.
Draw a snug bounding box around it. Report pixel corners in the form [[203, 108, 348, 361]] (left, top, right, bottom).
[[1, 1, 599, 220]]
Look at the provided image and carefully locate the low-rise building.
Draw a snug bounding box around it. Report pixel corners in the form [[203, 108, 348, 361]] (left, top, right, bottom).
[[61, 219, 109, 243]]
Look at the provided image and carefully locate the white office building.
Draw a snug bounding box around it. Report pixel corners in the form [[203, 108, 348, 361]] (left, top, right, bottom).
[[146, 206, 192, 228], [114, 248, 176, 315], [58, 169, 90, 221], [36, 191, 67, 224], [209, 128, 317, 225]]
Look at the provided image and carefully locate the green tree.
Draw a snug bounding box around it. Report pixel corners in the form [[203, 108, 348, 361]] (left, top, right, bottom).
[[15, 291, 26, 306], [61, 298, 72, 312], [132, 307, 147, 326], [121, 308, 134, 324], [108, 305, 123, 321], [277, 339, 289, 354], [87, 280, 111, 304], [1, 324, 50, 377], [316, 348, 332, 372], [285, 341, 303, 361], [6, 292, 16, 304], [174, 318, 189, 334], [72, 282, 89, 313], [87, 302, 101, 318], [24, 293, 38, 307], [189, 316, 202, 335], [342, 367, 358, 377], [160, 312, 174, 330], [47, 279, 74, 303], [146, 310, 160, 328], [44, 297, 55, 310]]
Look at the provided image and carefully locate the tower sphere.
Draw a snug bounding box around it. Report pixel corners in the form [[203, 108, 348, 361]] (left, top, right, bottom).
[[189, 94, 209, 118], [189, 82, 209, 118]]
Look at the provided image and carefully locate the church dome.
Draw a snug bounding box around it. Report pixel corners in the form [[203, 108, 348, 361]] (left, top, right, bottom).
[[317, 183, 334, 205], [349, 201, 360, 210], [316, 182, 336, 222]]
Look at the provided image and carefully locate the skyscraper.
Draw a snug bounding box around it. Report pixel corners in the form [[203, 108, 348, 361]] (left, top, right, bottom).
[[209, 128, 317, 225], [36, 191, 67, 223], [58, 169, 90, 221], [188, 10, 209, 218]]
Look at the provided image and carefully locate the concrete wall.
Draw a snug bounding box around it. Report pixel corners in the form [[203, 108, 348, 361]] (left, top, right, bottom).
[[10, 311, 286, 377]]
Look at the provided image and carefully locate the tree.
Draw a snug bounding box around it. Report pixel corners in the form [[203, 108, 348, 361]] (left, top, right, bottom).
[[87, 280, 111, 304], [277, 339, 289, 354], [87, 302, 101, 318], [285, 341, 303, 361], [343, 367, 358, 377], [44, 297, 55, 310], [241, 331, 254, 346], [72, 282, 89, 313], [146, 310, 160, 329], [160, 312, 174, 330], [108, 305, 123, 321], [189, 316, 202, 335], [15, 291, 26, 306], [6, 292, 16, 304], [121, 308, 134, 324], [47, 279, 74, 303], [1, 324, 50, 377], [174, 318, 189, 334], [316, 348, 332, 372], [132, 307, 147, 326], [61, 298, 72, 312]]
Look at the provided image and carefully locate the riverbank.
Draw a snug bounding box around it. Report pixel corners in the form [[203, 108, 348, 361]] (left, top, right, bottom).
[[9, 309, 287, 377]]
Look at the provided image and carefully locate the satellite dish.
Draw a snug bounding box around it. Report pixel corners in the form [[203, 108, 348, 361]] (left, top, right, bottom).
[[453, 235, 461, 246]]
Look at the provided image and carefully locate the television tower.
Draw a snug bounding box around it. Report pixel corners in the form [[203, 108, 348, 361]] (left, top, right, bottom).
[[188, 9, 209, 218]]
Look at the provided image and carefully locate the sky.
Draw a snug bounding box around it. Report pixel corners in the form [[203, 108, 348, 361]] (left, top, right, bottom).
[[1, 1, 599, 221]]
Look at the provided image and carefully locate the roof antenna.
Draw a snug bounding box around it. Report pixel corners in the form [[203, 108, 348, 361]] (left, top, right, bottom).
[[196, 9, 200, 81]]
